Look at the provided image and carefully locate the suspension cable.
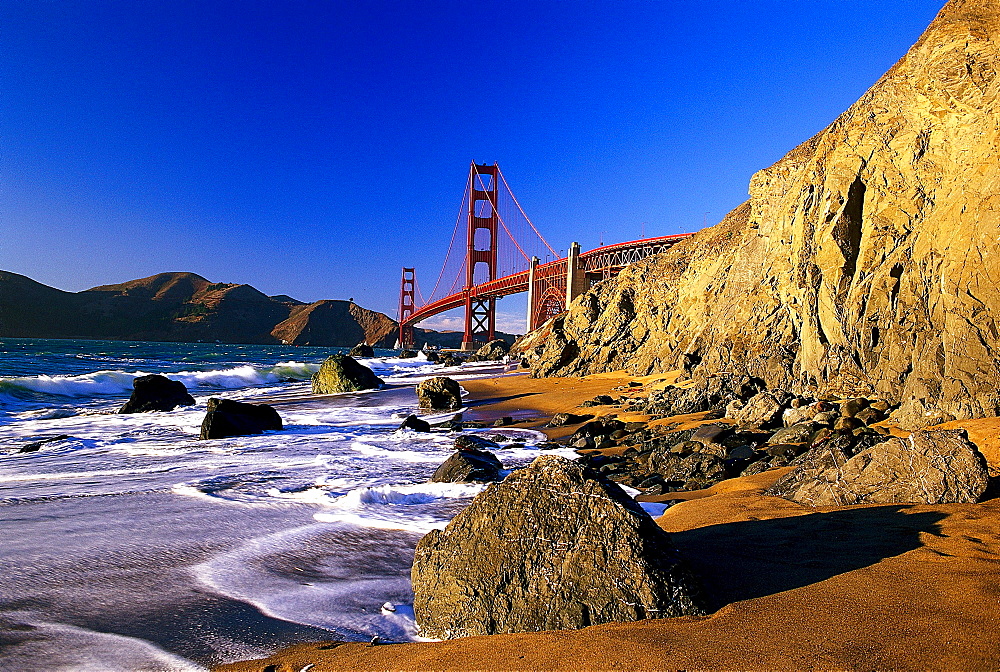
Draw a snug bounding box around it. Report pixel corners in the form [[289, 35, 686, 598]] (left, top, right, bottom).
[[498, 168, 557, 256]]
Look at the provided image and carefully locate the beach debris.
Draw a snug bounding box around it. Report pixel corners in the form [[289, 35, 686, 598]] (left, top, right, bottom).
[[311, 354, 384, 394], [430, 446, 503, 483], [412, 455, 705, 638], [347, 342, 374, 358], [199, 398, 283, 440], [398, 414, 431, 432], [416, 376, 462, 410], [18, 434, 70, 453], [767, 429, 989, 506], [118, 374, 195, 413]]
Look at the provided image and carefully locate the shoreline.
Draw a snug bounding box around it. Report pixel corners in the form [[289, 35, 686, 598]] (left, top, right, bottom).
[[216, 370, 1000, 672]]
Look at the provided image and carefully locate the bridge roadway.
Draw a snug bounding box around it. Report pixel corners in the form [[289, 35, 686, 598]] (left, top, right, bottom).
[[402, 232, 693, 338]]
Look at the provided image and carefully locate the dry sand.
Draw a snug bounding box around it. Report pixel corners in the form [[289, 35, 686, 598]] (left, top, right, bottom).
[[216, 372, 1000, 672]]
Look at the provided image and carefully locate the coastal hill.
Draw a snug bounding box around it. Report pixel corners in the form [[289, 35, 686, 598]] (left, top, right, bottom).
[[0, 270, 408, 347], [519, 0, 1000, 430]]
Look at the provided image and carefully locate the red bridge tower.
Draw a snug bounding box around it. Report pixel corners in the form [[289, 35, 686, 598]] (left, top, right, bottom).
[[463, 163, 498, 350]]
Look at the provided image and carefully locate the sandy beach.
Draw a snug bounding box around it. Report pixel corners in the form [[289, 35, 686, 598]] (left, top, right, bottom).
[[216, 370, 1000, 671]]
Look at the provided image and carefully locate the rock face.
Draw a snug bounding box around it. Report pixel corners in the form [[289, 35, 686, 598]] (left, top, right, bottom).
[[119, 374, 196, 413], [430, 447, 503, 483], [311, 354, 384, 394], [199, 398, 283, 440], [767, 429, 989, 506], [271, 300, 397, 348], [416, 377, 462, 410], [412, 455, 705, 639], [517, 1, 1000, 429]]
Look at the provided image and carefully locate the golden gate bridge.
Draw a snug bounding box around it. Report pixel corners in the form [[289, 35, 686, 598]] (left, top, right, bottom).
[[398, 162, 692, 350]]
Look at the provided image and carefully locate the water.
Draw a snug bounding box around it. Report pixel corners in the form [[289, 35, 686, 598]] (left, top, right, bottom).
[[0, 339, 573, 671]]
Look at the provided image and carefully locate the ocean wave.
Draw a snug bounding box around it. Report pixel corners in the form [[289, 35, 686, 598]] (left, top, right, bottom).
[[0, 361, 321, 401]]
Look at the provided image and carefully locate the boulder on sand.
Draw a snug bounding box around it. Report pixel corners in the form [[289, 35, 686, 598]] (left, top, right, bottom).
[[200, 398, 283, 440], [416, 376, 462, 410], [347, 343, 374, 358], [412, 455, 705, 639], [767, 429, 989, 506], [430, 446, 503, 483], [468, 338, 509, 362], [119, 374, 196, 413], [311, 354, 384, 394]]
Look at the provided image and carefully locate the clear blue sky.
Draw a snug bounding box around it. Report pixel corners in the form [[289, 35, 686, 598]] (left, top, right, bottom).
[[1, 0, 945, 331]]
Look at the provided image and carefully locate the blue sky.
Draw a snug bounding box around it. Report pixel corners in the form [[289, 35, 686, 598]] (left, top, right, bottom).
[[1, 1, 945, 332]]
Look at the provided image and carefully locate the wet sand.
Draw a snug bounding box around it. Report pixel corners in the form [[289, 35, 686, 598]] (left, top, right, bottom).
[[216, 372, 1000, 671]]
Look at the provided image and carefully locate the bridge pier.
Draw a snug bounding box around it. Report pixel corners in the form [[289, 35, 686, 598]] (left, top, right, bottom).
[[566, 241, 586, 306]]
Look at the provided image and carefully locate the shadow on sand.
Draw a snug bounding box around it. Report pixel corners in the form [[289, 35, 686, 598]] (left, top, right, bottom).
[[668, 505, 948, 612]]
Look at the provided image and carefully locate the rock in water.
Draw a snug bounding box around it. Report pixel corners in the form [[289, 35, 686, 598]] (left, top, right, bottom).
[[119, 374, 196, 413], [399, 414, 431, 432], [416, 377, 462, 410], [767, 429, 989, 506], [516, 3, 1000, 429], [430, 447, 503, 483], [347, 343, 374, 358], [200, 398, 283, 440], [311, 354, 384, 394], [412, 455, 705, 639], [469, 338, 509, 362]]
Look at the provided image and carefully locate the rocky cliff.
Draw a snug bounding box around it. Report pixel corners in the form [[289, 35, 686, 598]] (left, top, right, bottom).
[[0, 270, 398, 347], [519, 0, 1000, 429]]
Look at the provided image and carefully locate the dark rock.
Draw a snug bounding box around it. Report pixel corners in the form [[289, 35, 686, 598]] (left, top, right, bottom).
[[454, 434, 501, 452], [493, 416, 514, 427], [412, 455, 705, 638], [430, 447, 503, 483], [547, 412, 595, 427], [200, 398, 282, 440], [767, 429, 989, 506], [399, 350, 419, 359], [347, 343, 375, 358], [399, 415, 431, 432], [422, 351, 441, 363], [18, 434, 70, 453], [833, 416, 864, 432], [813, 411, 839, 425], [727, 444, 757, 460], [690, 423, 732, 445], [119, 374, 196, 413], [855, 406, 884, 426], [840, 398, 869, 417], [311, 354, 384, 394], [430, 413, 463, 429], [570, 418, 626, 442], [581, 394, 616, 408], [661, 374, 765, 415], [870, 400, 892, 413], [417, 377, 462, 410]]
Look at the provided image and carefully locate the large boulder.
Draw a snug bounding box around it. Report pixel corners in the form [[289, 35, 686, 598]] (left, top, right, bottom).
[[119, 374, 196, 413], [412, 455, 705, 639], [430, 447, 503, 483], [767, 429, 989, 506], [199, 398, 283, 440], [347, 343, 374, 358], [311, 354, 383, 394], [469, 338, 509, 362], [416, 376, 462, 410]]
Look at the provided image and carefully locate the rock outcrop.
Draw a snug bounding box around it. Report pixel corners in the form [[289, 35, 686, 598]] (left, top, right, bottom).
[[118, 374, 196, 413], [468, 338, 509, 362], [411, 455, 705, 639], [517, 1, 1000, 429], [311, 354, 384, 394], [348, 343, 375, 358], [416, 377, 462, 410], [767, 429, 989, 505], [199, 398, 283, 440]]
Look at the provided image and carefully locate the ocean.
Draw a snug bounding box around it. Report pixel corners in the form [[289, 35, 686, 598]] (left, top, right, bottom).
[[0, 338, 572, 671]]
